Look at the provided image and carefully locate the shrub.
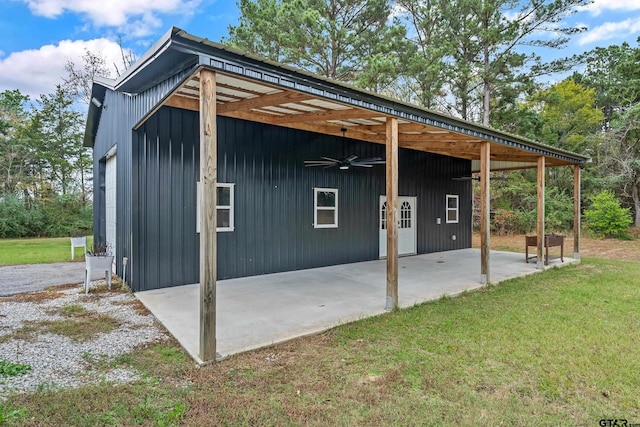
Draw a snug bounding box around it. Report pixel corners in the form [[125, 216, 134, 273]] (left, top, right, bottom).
[[584, 190, 632, 238], [0, 193, 92, 238], [544, 187, 574, 232], [492, 209, 518, 235], [0, 195, 45, 237]]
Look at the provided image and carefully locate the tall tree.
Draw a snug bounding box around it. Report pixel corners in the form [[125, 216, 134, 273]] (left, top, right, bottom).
[[576, 38, 640, 130], [63, 49, 111, 105], [401, 0, 588, 124], [28, 86, 86, 198], [602, 103, 640, 227], [225, 0, 408, 90], [63, 40, 135, 105], [395, 0, 450, 110], [0, 90, 30, 195]]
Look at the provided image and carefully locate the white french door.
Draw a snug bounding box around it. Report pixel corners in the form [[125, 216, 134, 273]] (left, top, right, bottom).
[[379, 196, 417, 258]]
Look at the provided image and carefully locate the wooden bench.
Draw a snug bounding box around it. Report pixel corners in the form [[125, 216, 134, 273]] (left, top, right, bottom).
[[525, 234, 564, 265]]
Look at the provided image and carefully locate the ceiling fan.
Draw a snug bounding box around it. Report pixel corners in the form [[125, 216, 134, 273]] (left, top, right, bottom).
[[304, 128, 385, 170]]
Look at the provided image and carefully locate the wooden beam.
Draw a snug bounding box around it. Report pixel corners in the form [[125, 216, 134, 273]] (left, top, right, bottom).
[[400, 139, 479, 151], [397, 133, 479, 143], [386, 118, 399, 310], [362, 122, 464, 134], [217, 91, 314, 114], [272, 107, 386, 124], [165, 94, 199, 111], [480, 141, 490, 284], [199, 68, 217, 363], [220, 109, 386, 144], [536, 156, 545, 269], [573, 164, 581, 259]]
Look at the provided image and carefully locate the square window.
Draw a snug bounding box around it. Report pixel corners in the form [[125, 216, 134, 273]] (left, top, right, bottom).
[[316, 209, 336, 225], [217, 186, 231, 206], [197, 182, 235, 232], [314, 188, 338, 228], [446, 194, 459, 224], [316, 191, 336, 207], [217, 209, 231, 228]]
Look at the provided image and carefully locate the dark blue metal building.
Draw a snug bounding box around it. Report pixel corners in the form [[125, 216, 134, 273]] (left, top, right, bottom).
[[84, 28, 588, 293]]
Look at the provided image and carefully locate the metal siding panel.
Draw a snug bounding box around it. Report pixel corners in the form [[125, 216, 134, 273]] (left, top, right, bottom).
[[158, 108, 172, 284], [170, 108, 185, 285], [146, 114, 160, 289], [131, 131, 141, 288]]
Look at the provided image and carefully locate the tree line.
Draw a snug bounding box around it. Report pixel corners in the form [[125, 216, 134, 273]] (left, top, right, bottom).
[[0, 51, 118, 238]]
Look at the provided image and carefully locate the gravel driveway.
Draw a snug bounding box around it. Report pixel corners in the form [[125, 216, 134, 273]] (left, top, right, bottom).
[[0, 262, 106, 296], [0, 284, 168, 394]]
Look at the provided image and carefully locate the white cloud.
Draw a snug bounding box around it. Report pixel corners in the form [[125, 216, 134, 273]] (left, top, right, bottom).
[[0, 38, 126, 100], [578, 17, 640, 45], [20, 0, 200, 35], [580, 0, 640, 16]]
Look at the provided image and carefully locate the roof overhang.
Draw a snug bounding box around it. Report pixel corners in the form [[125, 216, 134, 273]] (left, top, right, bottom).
[[87, 27, 590, 170]]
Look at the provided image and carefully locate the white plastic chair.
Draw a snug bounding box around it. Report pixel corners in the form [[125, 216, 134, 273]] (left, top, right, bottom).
[[70, 236, 87, 260]]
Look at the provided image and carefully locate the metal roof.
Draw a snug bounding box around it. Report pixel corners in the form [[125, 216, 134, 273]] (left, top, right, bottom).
[[86, 27, 589, 169]]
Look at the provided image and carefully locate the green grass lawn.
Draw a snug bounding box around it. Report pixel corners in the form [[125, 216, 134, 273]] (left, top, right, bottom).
[[0, 236, 92, 266], [3, 257, 640, 426]]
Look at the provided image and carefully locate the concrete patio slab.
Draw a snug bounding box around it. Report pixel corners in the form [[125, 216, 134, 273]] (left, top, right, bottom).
[[136, 249, 577, 363]]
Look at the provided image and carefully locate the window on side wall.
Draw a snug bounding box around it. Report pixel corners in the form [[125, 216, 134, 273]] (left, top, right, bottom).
[[196, 182, 235, 232], [446, 194, 459, 224], [314, 188, 338, 228]]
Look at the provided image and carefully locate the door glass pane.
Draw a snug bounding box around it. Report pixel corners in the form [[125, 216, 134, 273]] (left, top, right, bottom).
[[217, 186, 231, 206], [217, 209, 231, 228], [448, 196, 457, 209], [317, 191, 336, 207], [447, 210, 457, 222], [401, 201, 412, 228], [317, 209, 336, 225], [381, 202, 387, 229]]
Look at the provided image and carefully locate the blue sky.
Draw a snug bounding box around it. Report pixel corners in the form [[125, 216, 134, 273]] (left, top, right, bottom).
[[1, 0, 640, 102]]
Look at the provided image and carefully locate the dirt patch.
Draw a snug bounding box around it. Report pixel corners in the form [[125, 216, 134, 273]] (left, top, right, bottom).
[[1, 289, 67, 304], [472, 233, 640, 262]]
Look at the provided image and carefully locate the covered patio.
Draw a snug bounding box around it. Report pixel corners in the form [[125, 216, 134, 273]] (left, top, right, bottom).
[[137, 249, 577, 364]]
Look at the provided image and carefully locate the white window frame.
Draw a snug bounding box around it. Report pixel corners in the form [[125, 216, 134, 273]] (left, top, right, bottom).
[[314, 187, 338, 229], [197, 182, 235, 233], [446, 194, 459, 224]]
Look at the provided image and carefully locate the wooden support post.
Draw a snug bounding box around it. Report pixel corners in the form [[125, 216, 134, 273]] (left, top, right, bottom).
[[385, 117, 399, 310], [573, 165, 581, 259], [199, 68, 217, 362], [536, 156, 545, 269], [480, 142, 490, 284]]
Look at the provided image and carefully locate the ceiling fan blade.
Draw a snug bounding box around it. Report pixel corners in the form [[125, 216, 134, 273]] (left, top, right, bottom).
[[304, 160, 337, 167], [321, 156, 341, 163], [356, 161, 386, 165], [354, 157, 383, 162], [352, 163, 373, 168], [352, 159, 385, 166], [452, 176, 479, 181], [345, 155, 358, 163]]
